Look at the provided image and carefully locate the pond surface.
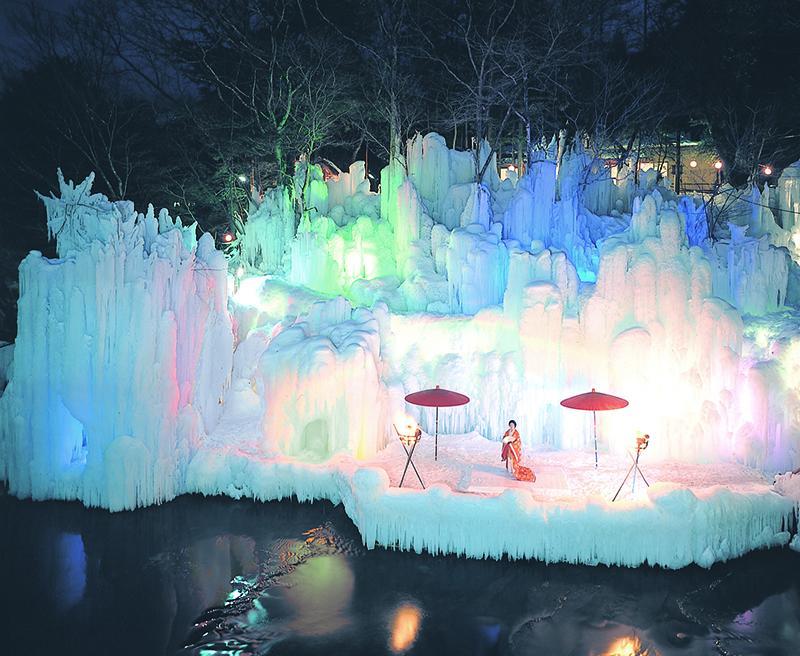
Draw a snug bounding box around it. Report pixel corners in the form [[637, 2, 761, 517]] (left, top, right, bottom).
[[1, 491, 799, 656]]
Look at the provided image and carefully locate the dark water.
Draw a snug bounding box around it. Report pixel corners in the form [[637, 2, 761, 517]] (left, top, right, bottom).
[[1, 492, 799, 656]]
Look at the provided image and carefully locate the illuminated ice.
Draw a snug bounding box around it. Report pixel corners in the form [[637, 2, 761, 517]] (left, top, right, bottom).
[[2, 135, 800, 569], [0, 172, 233, 510], [257, 298, 390, 461]]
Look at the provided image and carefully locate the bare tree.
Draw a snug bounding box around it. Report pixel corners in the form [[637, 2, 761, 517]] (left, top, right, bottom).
[[316, 0, 422, 170], [290, 37, 356, 224], [98, 0, 358, 233], [492, 9, 589, 170], [418, 0, 521, 183], [2, 3, 159, 202], [710, 100, 792, 187]]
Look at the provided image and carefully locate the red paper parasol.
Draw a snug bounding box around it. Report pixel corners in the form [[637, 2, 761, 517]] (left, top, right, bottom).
[[405, 385, 470, 461], [560, 388, 628, 467]]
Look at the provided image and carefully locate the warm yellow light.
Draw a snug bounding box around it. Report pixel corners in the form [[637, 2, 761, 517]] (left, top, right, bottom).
[[222, 232, 234, 243], [602, 635, 650, 656], [713, 161, 723, 170], [689, 160, 697, 168], [390, 603, 422, 653], [394, 415, 420, 444], [763, 166, 773, 176]]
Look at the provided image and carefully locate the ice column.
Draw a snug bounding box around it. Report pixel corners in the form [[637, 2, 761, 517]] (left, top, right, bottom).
[[0, 172, 233, 510]]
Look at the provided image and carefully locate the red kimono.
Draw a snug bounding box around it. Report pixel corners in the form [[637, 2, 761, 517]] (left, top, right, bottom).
[[501, 428, 536, 482]]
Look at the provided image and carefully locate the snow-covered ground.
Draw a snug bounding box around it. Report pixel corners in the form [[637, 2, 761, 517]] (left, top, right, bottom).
[[370, 433, 768, 497], [186, 429, 794, 570]]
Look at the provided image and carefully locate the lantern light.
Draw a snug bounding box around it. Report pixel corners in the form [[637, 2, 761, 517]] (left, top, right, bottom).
[[222, 232, 234, 243], [395, 417, 421, 447], [508, 164, 516, 172], [713, 161, 723, 170], [689, 160, 697, 168], [763, 165, 773, 176]]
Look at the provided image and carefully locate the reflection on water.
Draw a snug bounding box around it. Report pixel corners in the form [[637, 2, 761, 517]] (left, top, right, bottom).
[[2, 492, 800, 656], [602, 635, 651, 656], [54, 532, 86, 611], [283, 555, 354, 636], [389, 602, 422, 653]]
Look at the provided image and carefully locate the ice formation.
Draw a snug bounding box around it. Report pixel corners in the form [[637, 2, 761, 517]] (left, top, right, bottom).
[[2, 134, 800, 568], [0, 171, 232, 510], [257, 298, 390, 461], [185, 436, 794, 569]]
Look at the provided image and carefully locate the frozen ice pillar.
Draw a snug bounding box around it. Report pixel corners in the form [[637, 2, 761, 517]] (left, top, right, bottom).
[[0, 172, 233, 510]]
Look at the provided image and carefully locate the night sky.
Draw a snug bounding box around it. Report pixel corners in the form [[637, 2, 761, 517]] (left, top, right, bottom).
[[0, 0, 77, 64]]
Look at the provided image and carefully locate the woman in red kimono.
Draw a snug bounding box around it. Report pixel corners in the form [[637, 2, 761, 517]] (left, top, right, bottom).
[[501, 420, 535, 482]]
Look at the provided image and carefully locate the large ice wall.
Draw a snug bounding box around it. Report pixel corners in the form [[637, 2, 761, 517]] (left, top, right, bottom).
[[446, 224, 508, 314], [708, 228, 789, 315], [0, 172, 233, 510], [558, 143, 617, 216], [236, 133, 793, 321], [327, 161, 372, 215], [5, 133, 800, 515], [406, 132, 476, 224], [371, 192, 800, 471], [502, 158, 556, 246], [223, 132, 800, 470]]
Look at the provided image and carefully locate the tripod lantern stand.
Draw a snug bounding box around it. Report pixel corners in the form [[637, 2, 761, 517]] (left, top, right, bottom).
[[612, 434, 651, 502], [394, 423, 425, 489]]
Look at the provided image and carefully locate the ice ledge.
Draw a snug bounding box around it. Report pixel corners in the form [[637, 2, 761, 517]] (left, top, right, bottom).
[[184, 446, 794, 570]]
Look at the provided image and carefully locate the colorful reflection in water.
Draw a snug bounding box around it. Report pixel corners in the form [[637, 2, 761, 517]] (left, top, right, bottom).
[[283, 554, 355, 636], [3, 495, 800, 656], [53, 532, 86, 611]]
